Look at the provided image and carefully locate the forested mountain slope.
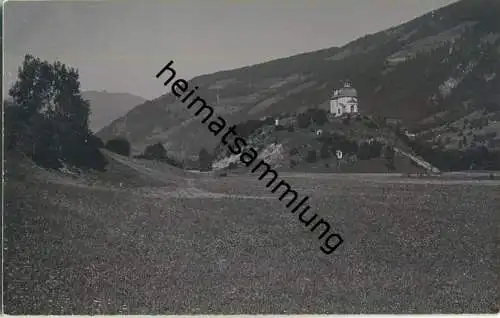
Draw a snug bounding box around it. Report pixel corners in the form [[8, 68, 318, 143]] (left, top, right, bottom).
[[98, 0, 500, 162]]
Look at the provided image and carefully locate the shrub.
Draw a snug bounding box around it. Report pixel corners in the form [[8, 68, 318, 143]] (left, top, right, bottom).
[[199, 148, 213, 171], [143, 142, 167, 160], [320, 144, 331, 159], [309, 109, 328, 125], [236, 118, 272, 138], [363, 120, 378, 129], [305, 150, 317, 163], [357, 141, 383, 160], [384, 145, 396, 171], [105, 138, 131, 156], [297, 113, 311, 128]]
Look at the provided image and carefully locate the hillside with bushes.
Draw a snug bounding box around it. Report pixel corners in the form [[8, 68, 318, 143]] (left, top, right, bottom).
[[211, 109, 500, 173], [211, 110, 425, 173]]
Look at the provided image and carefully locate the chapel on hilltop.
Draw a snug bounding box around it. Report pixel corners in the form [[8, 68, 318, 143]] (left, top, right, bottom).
[[330, 80, 359, 117]]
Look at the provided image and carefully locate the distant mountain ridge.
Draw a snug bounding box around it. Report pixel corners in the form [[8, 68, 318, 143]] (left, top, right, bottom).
[[82, 91, 146, 133], [97, 0, 500, 161]]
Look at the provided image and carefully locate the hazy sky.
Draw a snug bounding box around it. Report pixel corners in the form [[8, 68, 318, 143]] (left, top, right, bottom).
[[4, 0, 459, 99]]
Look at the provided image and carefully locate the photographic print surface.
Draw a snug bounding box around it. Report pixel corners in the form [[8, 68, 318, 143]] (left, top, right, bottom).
[[3, 0, 500, 314]]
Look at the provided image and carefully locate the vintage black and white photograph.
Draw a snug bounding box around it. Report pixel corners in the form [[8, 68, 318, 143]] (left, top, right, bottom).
[[3, 0, 500, 315]]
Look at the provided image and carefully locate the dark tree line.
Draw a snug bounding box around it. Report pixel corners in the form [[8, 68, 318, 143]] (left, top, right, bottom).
[[407, 139, 500, 171], [296, 109, 329, 128], [5, 55, 107, 170], [394, 126, 500, 171], [316, 133, 383, 162], [106, 140, 185, 168], [235, 117, 274, 138]]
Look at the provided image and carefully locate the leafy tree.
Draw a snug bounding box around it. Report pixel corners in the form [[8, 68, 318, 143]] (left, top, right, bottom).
[[137, 143, 183, 168], [384, 145, 396, 171], [199, 148, 213, 171], [305, 150, 317, 163], [236, 119, 269, 138], [370, 141, 384, 158], [357, 142, 372, 160], [308, 109, 328, 125], [297, 113, 311, 128], [342, 116, 351, 126], [363, 119, 378, 129], [320, 143, 331, 159], [358, 141, 383, 160], [105, 138, 131, 156], [143, 142, 167, 160], [7, 54, 106, 170]]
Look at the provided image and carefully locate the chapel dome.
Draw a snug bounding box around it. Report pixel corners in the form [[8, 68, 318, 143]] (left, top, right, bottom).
[[332, 81, 358, 98]]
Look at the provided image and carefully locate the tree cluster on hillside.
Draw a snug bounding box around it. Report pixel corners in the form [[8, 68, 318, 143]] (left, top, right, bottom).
[[320, 143, 331, 159], [314, 133, 384, 162], [297, 113, 311, 129], [384, 145, 396, 171], [134, 142, 184, 168], [5, 55, 107, 170], [317, 133, 359, 156], [308, 109, 329, 125], [236, 117, 274, 138], [143, 142, 166, 159], [295, 109, 329, 129], [357, 141, 384, 160], [408, 138, 500, 171], [393, 124, 500, 171]]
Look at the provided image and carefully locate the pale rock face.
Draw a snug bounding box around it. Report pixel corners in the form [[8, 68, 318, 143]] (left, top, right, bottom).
[[439, 61, 478, 98], [211, 143, 285, 170], [258, 143, 285, 166], [484, 73, 496, 82], [212, 153, 241, 170]]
